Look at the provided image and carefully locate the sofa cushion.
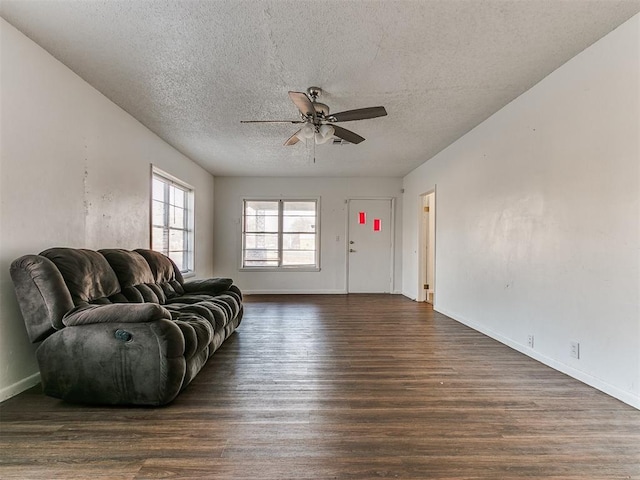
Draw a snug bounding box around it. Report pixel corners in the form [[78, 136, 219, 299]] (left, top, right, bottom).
[[99, 249, 168, 303], [99, 249, 155, 286], [183, 278, 233, 295], [40, 248, 120, 306], [134, 249, 185, 297], [172, 313, 214, 360], [62, 303, 171, 326], [131, 283, 166, 304]]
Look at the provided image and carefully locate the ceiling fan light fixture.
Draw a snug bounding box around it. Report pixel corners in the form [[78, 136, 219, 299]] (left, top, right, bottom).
[[315, 132, 329, 144], [300, 123, 315, 139], [319, 124, 334, 138], [314, 124, 335, 144]]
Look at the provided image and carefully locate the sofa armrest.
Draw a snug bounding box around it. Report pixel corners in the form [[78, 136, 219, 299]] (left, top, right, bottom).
[[37, 318, 186, 405], [182, 278, 233, 295], [63, 303, 171, 326]]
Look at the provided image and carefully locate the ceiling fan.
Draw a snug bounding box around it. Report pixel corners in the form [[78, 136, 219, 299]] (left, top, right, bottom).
[[241, 87, 387, 146]]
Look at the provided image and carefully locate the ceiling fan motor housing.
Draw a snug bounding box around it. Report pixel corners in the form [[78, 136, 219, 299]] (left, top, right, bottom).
[[306, 86, 330, 119], [312, 102, 330, 118]]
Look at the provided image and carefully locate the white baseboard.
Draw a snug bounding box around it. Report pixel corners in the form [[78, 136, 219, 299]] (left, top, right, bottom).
[[0, 371, 40, 403], [244, 289, 348, 295], [244, 290, 404, 295], [435, 306, 640, 410]]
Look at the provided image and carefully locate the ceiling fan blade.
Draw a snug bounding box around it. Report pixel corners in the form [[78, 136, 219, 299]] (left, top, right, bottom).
[[240, 120, 303, 123], [330, 106, 387, 122], [332, 125, 365, 144], [284, 130, 301, 146], [288, 91, 317, 121]]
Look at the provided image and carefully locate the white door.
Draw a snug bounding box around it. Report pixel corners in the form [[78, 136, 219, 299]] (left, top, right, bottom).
[[347, 199, 393, 293]]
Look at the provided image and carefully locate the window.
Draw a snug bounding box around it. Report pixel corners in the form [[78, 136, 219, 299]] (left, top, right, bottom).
[[242, 199, 319, 269], [151, 168, 194, 274]]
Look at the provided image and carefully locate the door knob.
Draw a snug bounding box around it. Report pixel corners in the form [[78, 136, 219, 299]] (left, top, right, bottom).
[[349, 249, 356, 253], [349, 241, 355, 244]]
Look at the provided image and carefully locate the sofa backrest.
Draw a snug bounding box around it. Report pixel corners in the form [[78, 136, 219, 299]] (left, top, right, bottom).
[[134, 249, 185, 299], [99, 249, 169, 304], [40, 248, 124, 306], [10, 247, 189, 343]]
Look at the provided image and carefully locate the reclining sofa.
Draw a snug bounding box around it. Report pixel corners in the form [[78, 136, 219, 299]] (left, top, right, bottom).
[[10, 247, 243, 406]]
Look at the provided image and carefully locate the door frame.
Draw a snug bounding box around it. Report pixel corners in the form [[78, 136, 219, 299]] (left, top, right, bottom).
[[345, 197, 396, 293], [417, 189, 436, 303]]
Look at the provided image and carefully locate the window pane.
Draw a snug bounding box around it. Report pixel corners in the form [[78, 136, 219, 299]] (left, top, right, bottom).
[[246, 201, 278, 214], [283, 216, 315, 232], [152, 227, 167, 252], [170, 185, 185, 208], [282, 233, 315, 250], [283, 201, 316, 215], [152, 200, 166, 226], [243, 245, 279, 267], [244, 201, 279, 234], [152, 178, 165, 201], [245, 213, 279, 232], [282, 250, 316, 266], [244, 233, 278, 249], [169, 228, 185, 251], [170, 205, 185, 228], [244, 249, 279, 261], [283, 201, 316, 233], [169, 251, 185, 271]]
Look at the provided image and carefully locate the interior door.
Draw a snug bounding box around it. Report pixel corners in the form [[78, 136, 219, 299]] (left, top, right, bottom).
[[347, 199, 393, 293]]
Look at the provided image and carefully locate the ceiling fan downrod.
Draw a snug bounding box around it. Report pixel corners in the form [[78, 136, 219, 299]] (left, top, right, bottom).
[[307, 86, 322, 100]]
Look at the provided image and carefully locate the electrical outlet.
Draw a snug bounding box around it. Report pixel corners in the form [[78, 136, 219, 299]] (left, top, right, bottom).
[[570, 341, 580, 359], [527, 335, 534, 348]]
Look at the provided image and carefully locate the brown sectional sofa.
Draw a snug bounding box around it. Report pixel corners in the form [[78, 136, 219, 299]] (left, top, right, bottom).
[[10, 247, 242, 406]]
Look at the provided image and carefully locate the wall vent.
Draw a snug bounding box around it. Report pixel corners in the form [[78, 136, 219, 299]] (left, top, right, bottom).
[[332, 138, 352, 145]]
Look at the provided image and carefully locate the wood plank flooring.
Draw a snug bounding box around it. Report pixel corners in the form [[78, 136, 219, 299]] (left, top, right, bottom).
[[1, 294, 639, 479]]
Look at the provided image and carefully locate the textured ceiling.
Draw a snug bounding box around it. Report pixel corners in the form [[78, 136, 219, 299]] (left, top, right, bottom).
[[2, 0, 639, 177]]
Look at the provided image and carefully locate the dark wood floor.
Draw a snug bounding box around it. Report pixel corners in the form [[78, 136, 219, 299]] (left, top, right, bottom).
[[1, 294, 639, 479]]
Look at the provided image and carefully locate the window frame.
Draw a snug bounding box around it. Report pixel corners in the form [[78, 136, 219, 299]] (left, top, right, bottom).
[[240, 197, 321, 272], [150, 166, 195, 276]]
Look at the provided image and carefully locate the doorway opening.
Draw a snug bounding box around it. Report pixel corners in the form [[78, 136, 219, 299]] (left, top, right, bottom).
[[417, 191, 435, 303]]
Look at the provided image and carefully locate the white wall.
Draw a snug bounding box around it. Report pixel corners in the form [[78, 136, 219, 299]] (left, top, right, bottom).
[[402, 15, 639, 408], [213, 176, 403, 294], [0, 19, 215, 401]]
